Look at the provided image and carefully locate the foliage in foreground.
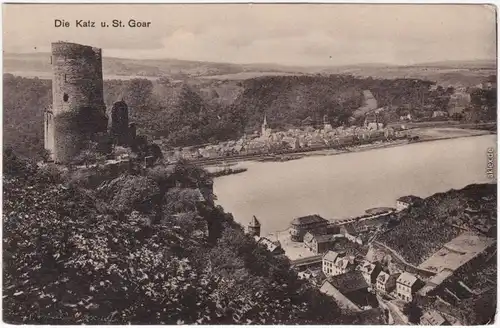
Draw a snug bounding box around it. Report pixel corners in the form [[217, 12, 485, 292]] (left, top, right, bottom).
[[3, 151, 342, 324]]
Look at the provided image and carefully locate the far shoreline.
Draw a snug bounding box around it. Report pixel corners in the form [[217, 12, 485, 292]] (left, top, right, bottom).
[[204, 127, 496, 169]]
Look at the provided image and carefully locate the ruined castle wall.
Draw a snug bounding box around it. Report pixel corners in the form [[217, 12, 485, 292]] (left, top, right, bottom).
[[110, 101, 129, 145], [44, 107, 55, 158], [47, 42, 108, 163]]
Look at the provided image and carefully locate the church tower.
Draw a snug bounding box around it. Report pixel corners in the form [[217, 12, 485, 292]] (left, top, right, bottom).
[[261, 113, 268, 137], [323, 114, 333, 132], [248, 215, 261, 237]]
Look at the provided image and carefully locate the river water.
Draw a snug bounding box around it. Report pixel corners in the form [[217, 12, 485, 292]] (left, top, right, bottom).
[[213, 135, 497, 235]]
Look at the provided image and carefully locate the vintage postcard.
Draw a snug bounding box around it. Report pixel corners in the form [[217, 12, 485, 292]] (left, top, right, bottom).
[[2, 3, 497, 325]]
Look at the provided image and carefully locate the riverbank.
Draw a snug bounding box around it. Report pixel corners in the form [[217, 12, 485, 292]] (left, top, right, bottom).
[[257, 154, 304, 163], [338, 128, 495, 158], [213, 133, 495, 236], [196, 127, 494, 167], [208, 167, 247, 178], [283, 127, 495, 159]]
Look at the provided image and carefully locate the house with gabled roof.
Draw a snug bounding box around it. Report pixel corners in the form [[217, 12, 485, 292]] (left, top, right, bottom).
[[396, 195, 422, 211], [322, 250, 342, 276], [359, 260, 383, 286], [376, 271, 400, 294], [304, 232, 343, 254], [328, 254, 357, 277], [290, 214, 328, 241], [320, 271, 377, 310], [396, 271, 422, 302], [256, 237, 285, 256], [340, 223, 364, 245]]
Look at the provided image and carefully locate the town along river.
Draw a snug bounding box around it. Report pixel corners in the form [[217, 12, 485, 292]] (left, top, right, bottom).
[[213, 134, 496, 236]]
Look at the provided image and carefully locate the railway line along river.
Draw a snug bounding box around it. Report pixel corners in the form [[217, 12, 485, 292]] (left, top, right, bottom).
[[213, 134, 497, 236]]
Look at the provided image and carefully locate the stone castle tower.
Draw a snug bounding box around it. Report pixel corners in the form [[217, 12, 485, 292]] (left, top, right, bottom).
[[44, 41, 108, 163], [248, 215, 261, 237]]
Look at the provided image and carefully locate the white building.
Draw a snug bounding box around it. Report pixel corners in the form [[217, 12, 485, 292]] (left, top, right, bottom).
[[396, 195, 422, 211], [396, 272, 420, 303], [322, 251, 340, 276]]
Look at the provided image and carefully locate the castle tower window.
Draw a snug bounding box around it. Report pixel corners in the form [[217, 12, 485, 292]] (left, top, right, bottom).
[[63, 93, 69, 102]]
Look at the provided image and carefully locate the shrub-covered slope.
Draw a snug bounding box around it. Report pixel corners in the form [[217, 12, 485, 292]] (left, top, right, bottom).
[[3, 151, 343, 325], [376, 183, 497, 266]]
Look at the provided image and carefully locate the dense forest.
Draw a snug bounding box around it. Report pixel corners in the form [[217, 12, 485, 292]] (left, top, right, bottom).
[[3, 73, 496, 160], [3, 150, 348, 324]]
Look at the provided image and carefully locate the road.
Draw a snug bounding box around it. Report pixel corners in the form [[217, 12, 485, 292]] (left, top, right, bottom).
[[385, 300, 408, 325], [372, 241, 436, 276], [290, 255, 323, 269]]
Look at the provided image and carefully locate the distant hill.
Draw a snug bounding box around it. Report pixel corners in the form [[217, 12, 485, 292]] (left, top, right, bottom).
[[3, 52, 495, 87], [3, 52, 304, 80], [406, 59, 496, 69]]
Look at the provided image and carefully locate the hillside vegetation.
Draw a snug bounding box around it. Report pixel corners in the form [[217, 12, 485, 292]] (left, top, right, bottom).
[[3, 151, 343, 324], [376, 183, 497, 266], [3, 73, 496, 160]]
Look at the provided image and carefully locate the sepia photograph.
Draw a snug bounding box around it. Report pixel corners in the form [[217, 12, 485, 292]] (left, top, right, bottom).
[[2, 3, 498, 325]]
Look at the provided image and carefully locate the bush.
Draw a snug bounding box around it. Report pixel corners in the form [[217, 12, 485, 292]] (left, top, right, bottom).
[[3, 153, 344, 324]]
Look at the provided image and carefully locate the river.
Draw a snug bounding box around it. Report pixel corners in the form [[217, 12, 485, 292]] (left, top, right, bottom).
[[213, 135, 497, 235]]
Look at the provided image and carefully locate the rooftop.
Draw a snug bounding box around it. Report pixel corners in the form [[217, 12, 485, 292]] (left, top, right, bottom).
[[327, 271, 369, 294], [397, 272, 418, 287], [291, 214, 328, 226], [377, 271, 390, 283], [335, 256, 356, 269], [323, 250, 342, 262], [421, 310, 448, 326], [360, 261, 378, 274], [257, 237, 281, 253], [249, 215, 261, 227], [315, 234, 343, 243]]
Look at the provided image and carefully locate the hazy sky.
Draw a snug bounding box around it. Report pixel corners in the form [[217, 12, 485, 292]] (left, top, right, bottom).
[[3, 4, 497, 66]]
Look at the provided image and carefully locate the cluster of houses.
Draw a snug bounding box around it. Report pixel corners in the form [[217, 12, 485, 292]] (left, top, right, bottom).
[[158, 114, 405, 162], [315, 242, 455, 326], [288, 196, 423, 256], [286, 194, 452, 324], [319, 252, 425, 309], [153, 79, 498, 164], [243, 190, 492, 324], [290, 203, 417, 255]]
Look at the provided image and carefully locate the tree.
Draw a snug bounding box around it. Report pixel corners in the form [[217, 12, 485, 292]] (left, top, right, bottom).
[[403, 300, 422, 323], [3, 152, 345, 325], [125, 78, 154, 110]]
